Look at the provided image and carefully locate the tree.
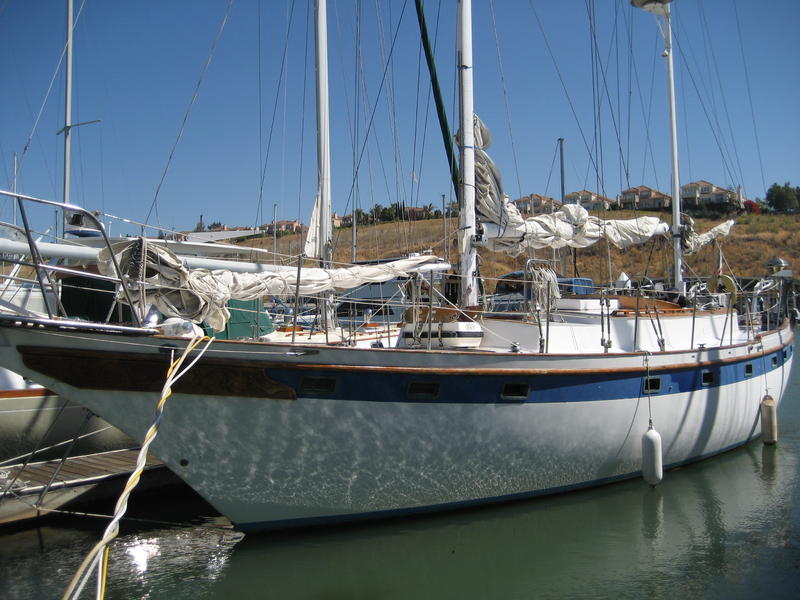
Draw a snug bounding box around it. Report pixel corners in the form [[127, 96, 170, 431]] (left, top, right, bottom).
[[208, 221, 223, 230], [354, 209, 369, 226], [765, 182, 799, 213]]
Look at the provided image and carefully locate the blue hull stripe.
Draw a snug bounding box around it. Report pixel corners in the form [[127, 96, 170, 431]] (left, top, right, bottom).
[[266, 345, 793, 405]]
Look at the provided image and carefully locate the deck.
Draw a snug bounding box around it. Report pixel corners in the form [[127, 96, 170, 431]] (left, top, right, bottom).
[[0, 449, 168, 525]]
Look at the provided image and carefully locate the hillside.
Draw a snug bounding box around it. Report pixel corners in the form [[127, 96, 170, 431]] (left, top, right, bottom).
[[240, 212, 800, 292]]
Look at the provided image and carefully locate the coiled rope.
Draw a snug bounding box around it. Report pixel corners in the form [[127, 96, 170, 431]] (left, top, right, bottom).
[[61, 334, 213, 600]]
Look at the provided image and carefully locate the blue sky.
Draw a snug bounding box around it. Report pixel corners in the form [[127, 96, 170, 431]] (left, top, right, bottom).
[[1, 0, 798, 239]]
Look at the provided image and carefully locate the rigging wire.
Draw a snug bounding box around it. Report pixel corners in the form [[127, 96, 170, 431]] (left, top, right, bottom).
[[380, 0, 412, 255], [411, 11, 424, 213], [408, 0, 443, 256], [732, 0, 767, 196], [257, 0, 263, 234], [332, 0, 396, 250], [586, 0, 630, 195], [588, 0, 602, 197], [526, 0, 601, 192], [292, 0, 312, 254], [679, 53, 693, 184], [352, 0, 362, 261], [411, 19, 435, 224], [694, 3, 745, 188], [541, 139, 561, 201], [614, 0, 626, 192], [330, 2, 356, 176], [624, 0, 633, 191], [11, 0, 88, 193], [279, 7, 291, 238], [619, 5, 662, 192], [335, 0, 410, 243], [144, 0, 235, 228], [670, 27, 738, 190], [488, 0, 524, 201], [586, 0, 634, 198], [253, 0, 297, 233]]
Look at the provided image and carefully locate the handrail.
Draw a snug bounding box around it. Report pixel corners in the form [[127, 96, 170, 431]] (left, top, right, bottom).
[[0, 189, 142, 326]]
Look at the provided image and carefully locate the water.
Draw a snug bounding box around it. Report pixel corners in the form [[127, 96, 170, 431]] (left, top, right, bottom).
[[2, 360, 799, 599]]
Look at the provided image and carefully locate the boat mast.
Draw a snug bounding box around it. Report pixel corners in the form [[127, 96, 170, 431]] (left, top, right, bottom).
[[558, 137, 572, 276], [457, 0, 477, 307], [415, 0, 460, 196], [315, 0, 332, 268], [62, 0, 74, 215], [632, 0, 683, 293], [663, 2, 683, 293]]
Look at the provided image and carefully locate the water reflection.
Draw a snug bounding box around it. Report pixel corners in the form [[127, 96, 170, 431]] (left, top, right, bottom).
[[210, 441, 799, 599], [761, 443, 778, 482]]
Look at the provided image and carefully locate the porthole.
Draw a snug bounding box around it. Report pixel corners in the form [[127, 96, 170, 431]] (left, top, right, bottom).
[[407, 381, 439, 400], [300, 377, 337, 396], [701, 371, 714, 387], [501, 383, 529, 402], [744, 363, 753, 377], [643, 377, 661, 394]]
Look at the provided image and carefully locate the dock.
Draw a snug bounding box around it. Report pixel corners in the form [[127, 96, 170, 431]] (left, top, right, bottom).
[[0, 448, 172, 525]]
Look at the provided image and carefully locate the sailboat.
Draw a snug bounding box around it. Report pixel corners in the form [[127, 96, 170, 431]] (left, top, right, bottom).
[[0, 0, 793, 533]]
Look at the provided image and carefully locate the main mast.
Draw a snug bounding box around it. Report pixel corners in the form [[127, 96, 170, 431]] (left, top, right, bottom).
[[457, 0, 478, 307], [632, 0, 683, 292], [62, 0, 74, 212], [315, 0, 332, 268]]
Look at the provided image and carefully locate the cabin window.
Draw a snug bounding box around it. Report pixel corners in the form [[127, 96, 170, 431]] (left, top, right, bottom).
[[501, 383, 529, 402], [643, 377, 661, 394], [783, 349, 788, 360], [299, 377, 337, 396], [745, 363, 753, 377], [772, 356, 779, 367], [701, 371, 714, 387], [407, 382, 439, 401]]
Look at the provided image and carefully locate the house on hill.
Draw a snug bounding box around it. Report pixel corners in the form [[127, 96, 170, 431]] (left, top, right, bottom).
[[564, 190, 616, 211], [680, 180, 744, 210], [620, 185, 671, 210], [402, 205, 429, 220], [512, 193, 560, 215], [262, 219, 304, 235]]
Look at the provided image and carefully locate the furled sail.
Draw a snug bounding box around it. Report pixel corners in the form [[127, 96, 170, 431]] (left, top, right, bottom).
[[469, 115, 668, 255], [98, 240, 439, 331], [682, 216, 735, 255], [303, 193, 322, 259]]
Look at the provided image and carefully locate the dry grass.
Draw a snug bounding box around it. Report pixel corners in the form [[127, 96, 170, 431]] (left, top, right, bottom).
[[240, 212, 799, 292]]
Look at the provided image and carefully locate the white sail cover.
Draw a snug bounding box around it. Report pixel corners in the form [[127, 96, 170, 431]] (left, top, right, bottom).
[[682, 216, 735, 255], [303, 193, 323, 259], [98, 240, 439, 331], [470, 115, 668, 255]]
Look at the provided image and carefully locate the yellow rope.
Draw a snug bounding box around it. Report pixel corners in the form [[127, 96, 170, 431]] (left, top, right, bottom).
[[62, 335, 213, 600]]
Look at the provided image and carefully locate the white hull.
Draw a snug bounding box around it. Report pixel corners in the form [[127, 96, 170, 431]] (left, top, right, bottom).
[[0, 316, 791, 531]]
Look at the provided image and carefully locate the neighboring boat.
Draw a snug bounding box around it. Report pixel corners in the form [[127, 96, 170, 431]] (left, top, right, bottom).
[[0, 448, 174, 526], [0, 0, 793, 534]]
